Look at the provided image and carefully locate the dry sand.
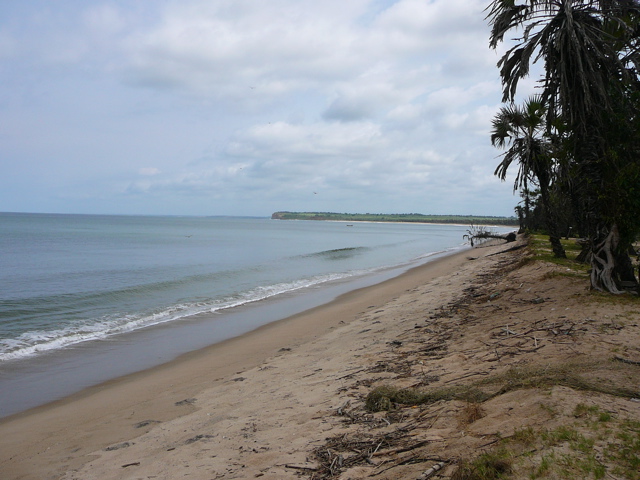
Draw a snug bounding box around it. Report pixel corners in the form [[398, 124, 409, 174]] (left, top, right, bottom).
[[1, 237, 639, 480]]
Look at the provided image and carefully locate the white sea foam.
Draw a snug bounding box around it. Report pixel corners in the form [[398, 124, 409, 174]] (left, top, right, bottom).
[[1, 248, 474, 362], [0, 270, 363, 362]]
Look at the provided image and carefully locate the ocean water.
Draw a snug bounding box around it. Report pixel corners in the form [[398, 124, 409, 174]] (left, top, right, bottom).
[[0, 213, 501, 417]]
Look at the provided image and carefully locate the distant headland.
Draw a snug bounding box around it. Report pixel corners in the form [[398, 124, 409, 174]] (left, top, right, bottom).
[[271, 211, 518, 226]]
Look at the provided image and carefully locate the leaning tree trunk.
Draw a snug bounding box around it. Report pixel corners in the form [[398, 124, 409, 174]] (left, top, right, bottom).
[[590, 224, 639, 294], [590, 224, 624, 293]]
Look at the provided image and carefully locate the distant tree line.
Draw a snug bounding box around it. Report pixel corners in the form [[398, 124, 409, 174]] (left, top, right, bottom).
[[271, 212, 519, 226], [487, 0, 640, 293]]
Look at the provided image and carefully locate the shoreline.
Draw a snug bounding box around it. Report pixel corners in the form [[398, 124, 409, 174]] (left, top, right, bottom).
[[274, 218, 518, 228], [0, 245, 467, 419], [0, 244, 492, 479]]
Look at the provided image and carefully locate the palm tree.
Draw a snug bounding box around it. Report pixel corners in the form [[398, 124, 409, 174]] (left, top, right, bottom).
[[491, 96, 566, 258], [487, 0, 640, 293], [487, 1, 640, 121]]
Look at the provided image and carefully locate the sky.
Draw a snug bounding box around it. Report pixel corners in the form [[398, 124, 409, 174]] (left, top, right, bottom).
[[0, 0, 531, 217]]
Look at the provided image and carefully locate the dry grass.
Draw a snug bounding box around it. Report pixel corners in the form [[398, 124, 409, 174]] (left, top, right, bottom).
[[365, 363, 640, 413], [460, 402, 485, 426], [365, 384, 489, 412]]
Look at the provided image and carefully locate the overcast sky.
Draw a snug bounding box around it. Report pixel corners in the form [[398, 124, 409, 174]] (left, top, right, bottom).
[[0, 0, 530, 217]]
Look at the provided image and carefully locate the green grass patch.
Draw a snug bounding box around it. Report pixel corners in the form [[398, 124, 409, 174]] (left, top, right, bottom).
[[528, 234, 589, 273], [557, 452, 606, 479], [531, 453, 554, 478], [598, 412, 612, 422], [423, 398, 638, 480], [606, 420, 640, 479], [512, 426, 537, 446], [542, 425, 582, 446], [589, 289, 640, 305], [504, 404, 637, 479], [451, 450, 513, 480]]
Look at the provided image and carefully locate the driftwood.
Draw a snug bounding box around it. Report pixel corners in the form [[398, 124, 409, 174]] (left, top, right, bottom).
[[371, 440, 430, 457], [614, 356, 640, 366], [479, 231, 517, 242], [417, 461, 447, 479], [283, 463, 319, 472], [464, 225, 516, 247]]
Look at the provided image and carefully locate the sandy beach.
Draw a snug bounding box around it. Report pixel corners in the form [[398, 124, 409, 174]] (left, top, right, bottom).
[[2, 236, 639, 480]]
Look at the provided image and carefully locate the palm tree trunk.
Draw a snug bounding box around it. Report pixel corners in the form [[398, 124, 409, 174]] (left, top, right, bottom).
[[523, 183, 531, 231], [549, 233, 566, 259], [538, 179, 566, 258], [614, 248, 638, 294]]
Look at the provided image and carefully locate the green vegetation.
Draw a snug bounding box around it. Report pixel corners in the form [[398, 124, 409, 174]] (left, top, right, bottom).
[[528, 234, 590, 274], [487, 0, 640, 293], [452, 404, 640, 479], [528, 235, 640, 294], [451, 450, 513, 480], [607, 419, 640, 479], [271, 211, 518, 226], [517, 407, 639, 479]]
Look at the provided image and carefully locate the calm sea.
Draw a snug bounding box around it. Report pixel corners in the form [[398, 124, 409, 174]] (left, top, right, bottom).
[[0, 213, 498, 416]]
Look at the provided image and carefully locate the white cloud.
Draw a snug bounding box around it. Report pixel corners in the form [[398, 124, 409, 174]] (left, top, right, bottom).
[[0, 0, 520, 217], [122, 0, 372, 99], [372, 0, 489, 53], [83, 4, 126, 35], [227, 121, 385, 160], [138, 167, 161, 176]]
